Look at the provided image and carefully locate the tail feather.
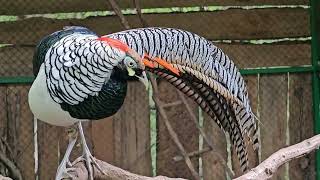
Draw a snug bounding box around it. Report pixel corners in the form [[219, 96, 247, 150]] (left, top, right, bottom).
[[150, 68, 255, 172], [217, 94, 249, 172], [233, 104, 260, 151], [189, 76, 250, 172], [153, 69, 231, 132]]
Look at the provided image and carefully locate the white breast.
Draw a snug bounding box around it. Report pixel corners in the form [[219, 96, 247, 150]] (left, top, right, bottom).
[[28, 65, 80, 127]]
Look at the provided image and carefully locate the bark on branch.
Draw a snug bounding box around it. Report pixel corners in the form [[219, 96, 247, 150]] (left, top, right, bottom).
[[68, 158, 187, 180], [0, 151, 22, 180], [0, 175, 13, 180], [234, 134, 320, 180], [66, 134, 320, 180]]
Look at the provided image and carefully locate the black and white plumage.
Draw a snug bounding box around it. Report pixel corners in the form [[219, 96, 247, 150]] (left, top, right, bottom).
[[44, 33, 119, 105], [29, 26, 148, 126], [28, 26, 148, 180], [106, 27, 259, 171]]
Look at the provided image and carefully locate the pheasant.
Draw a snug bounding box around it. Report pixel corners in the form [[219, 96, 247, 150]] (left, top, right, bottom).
[[29, 26, 259, 179], [28, 26, 148, 180]]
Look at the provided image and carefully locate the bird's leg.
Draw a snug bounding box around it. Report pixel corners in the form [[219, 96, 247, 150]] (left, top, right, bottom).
[[72, 122, 105, 180], [55, 126, 78, 180]]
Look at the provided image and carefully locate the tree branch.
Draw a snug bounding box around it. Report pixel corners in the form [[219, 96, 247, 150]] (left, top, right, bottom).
[[107, 0, 130, 29], [0, 150, 22, 180], [65, 134, 320, 180], [133, 0, 148, 27], [68, 158, 187, 180], [0, 175, 13, 180], [234, 134, 320, 180]]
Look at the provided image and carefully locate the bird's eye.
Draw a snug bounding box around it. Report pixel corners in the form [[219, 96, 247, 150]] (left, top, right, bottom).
[[128, 61, 134, 67], [124, 56, 137, 68]]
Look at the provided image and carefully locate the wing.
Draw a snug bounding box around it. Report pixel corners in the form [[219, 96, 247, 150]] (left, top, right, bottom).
[[107, 27, 259, 171], [33, 26, 97, 76], [34, 27, 124, 107]]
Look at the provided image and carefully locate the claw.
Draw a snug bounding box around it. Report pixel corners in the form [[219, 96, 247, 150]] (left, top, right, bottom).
[[71, 156, 85, 166], [56, 160, 77, 180], [58, 168, 77, 180], [67, 161, 72, 167], [90, 157, 105, 175], [70, 147, 106, 179]]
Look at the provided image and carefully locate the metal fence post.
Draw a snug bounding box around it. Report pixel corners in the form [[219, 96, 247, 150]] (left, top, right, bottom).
[[310, 0, 320, 179]]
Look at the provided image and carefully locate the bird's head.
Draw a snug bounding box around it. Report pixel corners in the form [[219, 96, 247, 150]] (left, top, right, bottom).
[[97, 36, 149, 89]]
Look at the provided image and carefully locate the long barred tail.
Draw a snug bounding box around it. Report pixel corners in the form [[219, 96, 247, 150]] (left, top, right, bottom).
[[107, 27, 260, 171], [173, 63, 259, 163], [233, 104, 260, 150], [151, 68, 250, 171]]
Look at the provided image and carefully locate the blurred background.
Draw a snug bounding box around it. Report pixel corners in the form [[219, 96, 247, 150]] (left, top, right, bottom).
[[0, 0, 319, 180]]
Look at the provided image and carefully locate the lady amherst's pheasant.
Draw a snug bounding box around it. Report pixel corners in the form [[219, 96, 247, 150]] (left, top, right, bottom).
[[29, 26, 258, 179]]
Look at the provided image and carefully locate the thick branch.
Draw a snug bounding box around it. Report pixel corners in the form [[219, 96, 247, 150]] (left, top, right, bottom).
[[68, 158, 187, 180], [0, 175, 13, 180], [0, 151, 22, 180], [234, 134, 320, 180], [66, 132, 320, 180]]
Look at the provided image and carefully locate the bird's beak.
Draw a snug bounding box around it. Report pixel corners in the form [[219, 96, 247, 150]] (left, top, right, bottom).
[[126, 67, 148, 89], [135, 71, 149, 90]]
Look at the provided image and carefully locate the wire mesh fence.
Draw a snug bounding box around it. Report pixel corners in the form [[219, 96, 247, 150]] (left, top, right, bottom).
[[0, 0, 316, 180]]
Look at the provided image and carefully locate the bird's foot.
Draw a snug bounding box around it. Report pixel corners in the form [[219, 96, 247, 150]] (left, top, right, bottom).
[[55, 132, 77, 180], [71, 152, 105, 180], [55, 149, 77, 180], [55, 127, 78, 180], [76, 122, 106, 179], [55, 166, 77, 180]]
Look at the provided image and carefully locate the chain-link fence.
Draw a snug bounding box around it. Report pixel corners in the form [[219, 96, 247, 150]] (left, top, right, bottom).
[[0, 0, 318, 180]]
